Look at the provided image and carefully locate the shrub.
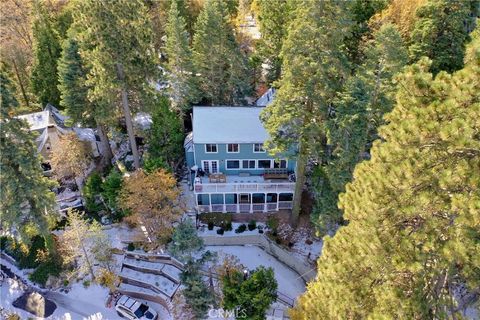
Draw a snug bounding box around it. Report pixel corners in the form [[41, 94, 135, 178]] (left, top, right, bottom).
[[216, 228, 224, 235], [63, 280, 69, 287], [225, 222, 233, 231], [266, 216, 279, 231], [97, 269, 119, 291], [208, 222, 214, 230], [29, 260, 62, 285], [258, 229, 264, 234], [6, 314, 21, 320], [17, 235, 46, 269], [248, 220, 257, 231], [199, 213, 232, 226], [102, 169, 124, 219], [83, 172, 104, 213], [235, 224, 247, 233], [83, 280, 91, 288], [127, 243, 135, 251]]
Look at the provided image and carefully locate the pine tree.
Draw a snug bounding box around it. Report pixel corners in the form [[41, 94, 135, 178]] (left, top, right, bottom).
[[147, 96, 184, 171], [165, 0, 199, 114], [221, 266, 277, 320], [180, 257, 216, 318], [193, 0, 251, 105], [30, 3, 62, 107], [168, 220, 204, 262], [57, 32, 113, 164], [409, 0, 475, 75], [291, 30, 480, 320], [0, 70, 57, 242], [261, 0, 352, 224], [73, 0, 159, 169], [252, 0, 294, 84], [313, 24, 408, 233], [344, 0, 389, 65]]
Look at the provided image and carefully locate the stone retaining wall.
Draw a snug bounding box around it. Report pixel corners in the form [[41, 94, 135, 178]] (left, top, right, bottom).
[[200, 234, 316, 282]]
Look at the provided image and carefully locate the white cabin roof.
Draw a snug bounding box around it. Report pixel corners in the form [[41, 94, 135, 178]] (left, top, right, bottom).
[[17, 111, 52, 131], [192, 106, 268, 144]]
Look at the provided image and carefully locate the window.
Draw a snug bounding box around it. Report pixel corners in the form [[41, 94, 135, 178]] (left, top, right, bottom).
[[202, 160, 219, 173], [258, 160, 272, 169], [227, 144, 239, 153], [226, 160, 240, 169], [253, 143, 265, 152], [279, 193, 293, 201], [274, 159, 287, 168], [242, 160, 256, 169], [205, 144, 217, 153]]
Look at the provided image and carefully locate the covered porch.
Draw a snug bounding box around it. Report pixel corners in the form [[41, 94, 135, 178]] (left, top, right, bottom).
[[196, 192, 294, 213]]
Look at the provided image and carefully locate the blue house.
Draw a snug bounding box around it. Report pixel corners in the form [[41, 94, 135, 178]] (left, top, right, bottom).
[[185, 106, 296, 214]]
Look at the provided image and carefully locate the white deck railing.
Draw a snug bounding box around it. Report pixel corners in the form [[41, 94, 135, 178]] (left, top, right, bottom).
[[197, 201, 293, 213], [194, 182, 295, 193]]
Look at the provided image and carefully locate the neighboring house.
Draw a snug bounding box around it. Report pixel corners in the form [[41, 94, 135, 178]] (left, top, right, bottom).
[[185, 106, 296, 214], [16, 104, 101, 212], [17, 104, 100, 174], [255, 87, 276, 107]]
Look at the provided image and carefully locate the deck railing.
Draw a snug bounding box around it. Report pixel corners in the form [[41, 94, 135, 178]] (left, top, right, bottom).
[[194, 181, 295, 193], [197, 201, 293, 213]]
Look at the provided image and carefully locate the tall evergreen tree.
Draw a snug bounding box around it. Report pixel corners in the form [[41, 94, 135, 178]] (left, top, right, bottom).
[[147, 96, 184, 171], [291, 30, 480, 319], [165, 0, 199, 114], [0, 70, 57, 242], [73, 0, 159, 169], [261, 0, 352, 224], [193, 0, 251, 105], [409, 0, 476, 75], [313, 24, 408, 233], [344, 0, 389, 65], [57, 32, 113, 164], [30, 3, 62, 107], [252, 0, 294, 84]]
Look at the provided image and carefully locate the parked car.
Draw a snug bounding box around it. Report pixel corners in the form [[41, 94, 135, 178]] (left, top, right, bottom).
[[115, 295, 158, 320]]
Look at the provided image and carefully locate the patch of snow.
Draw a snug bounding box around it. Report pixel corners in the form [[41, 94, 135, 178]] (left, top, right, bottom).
[[133, 112, 152, 131]]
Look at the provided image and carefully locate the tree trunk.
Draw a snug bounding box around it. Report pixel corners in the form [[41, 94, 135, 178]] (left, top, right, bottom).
[[96, 123, 113, 166], [81, 242, 96, 281], [291, 139, 307, 227], [115, 63, 140, 169], [12, 57, 30, 109]]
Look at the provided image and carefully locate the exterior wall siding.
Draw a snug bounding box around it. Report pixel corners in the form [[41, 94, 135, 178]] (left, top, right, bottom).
[[194, 143, 296, 175], [185, 150, 195, 169]]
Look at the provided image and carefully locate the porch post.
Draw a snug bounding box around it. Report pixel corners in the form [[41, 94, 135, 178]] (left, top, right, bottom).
[[263, 193, 267, 213], [249, 193, 253, 213], [222, 194, 226, 213], [236, 193, 240, 213], [276, 193, 279, 211], [209, 194, 212, 213]]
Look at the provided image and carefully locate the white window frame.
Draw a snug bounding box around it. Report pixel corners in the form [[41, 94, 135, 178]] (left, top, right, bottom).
[[253, 143, 266, 153], [226, 159, 241, 170], [202, 160, 219, 173], [257, 159, 273, 169], [241, 159, 256, 169], [226, 143, 240, 153], [205, 144, 218, 153]]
